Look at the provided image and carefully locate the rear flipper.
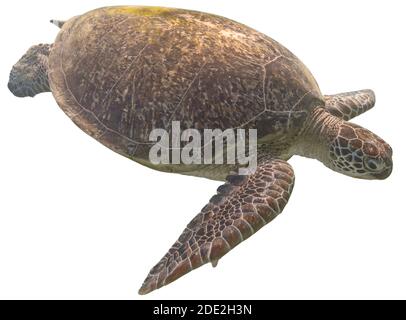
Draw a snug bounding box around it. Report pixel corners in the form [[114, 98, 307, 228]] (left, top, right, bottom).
[[138, 157, 295, 295], [325, 89, 375, 120]]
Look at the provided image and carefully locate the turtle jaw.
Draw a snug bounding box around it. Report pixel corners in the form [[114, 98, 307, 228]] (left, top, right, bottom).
[[372, 167, 392, 180], [371, 155, 393, 180], [366, 141, 393, 180]]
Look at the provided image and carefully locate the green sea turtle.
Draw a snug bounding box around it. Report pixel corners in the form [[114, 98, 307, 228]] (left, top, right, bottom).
[[8, 6, 393, 295]]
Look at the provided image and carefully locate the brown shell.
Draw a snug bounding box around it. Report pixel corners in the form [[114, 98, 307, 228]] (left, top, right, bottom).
[[49, 6, 324, 160]]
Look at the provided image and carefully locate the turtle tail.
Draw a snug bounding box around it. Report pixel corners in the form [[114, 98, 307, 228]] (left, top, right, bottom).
[[50, 19, 65, 28]]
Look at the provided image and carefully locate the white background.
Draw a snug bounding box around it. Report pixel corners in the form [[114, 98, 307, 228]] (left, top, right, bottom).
[[0, 0, 405, 300]]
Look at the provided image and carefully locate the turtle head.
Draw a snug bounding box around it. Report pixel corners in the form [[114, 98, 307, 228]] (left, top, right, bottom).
[[8, 44, 51, 98], [328, 122, 393, 180]]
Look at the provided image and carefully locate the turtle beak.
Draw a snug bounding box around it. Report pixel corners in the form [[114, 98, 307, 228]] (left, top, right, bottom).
[[373, 166, 392, 180], [372, 145, 393, 180]]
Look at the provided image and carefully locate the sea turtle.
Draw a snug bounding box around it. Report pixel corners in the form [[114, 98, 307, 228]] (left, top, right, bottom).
[[8, 6, 393, 295]]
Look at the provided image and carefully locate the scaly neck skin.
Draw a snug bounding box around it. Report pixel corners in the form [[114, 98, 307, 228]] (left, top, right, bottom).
[[295, 107, 341, 163]]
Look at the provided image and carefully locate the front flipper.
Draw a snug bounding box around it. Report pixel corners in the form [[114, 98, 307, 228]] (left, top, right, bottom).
[[138, 157, 294, 295], [325, 89, 375, 120]]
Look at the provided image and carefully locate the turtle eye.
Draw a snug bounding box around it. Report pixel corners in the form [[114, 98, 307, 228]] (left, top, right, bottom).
[[364, 157, 383, 172]]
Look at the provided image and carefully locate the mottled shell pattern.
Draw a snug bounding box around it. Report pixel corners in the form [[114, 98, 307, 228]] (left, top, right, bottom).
[[49, 6, 324, 161]]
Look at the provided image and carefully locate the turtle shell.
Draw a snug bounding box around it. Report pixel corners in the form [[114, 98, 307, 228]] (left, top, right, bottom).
[[49, 6, 324, 160]]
